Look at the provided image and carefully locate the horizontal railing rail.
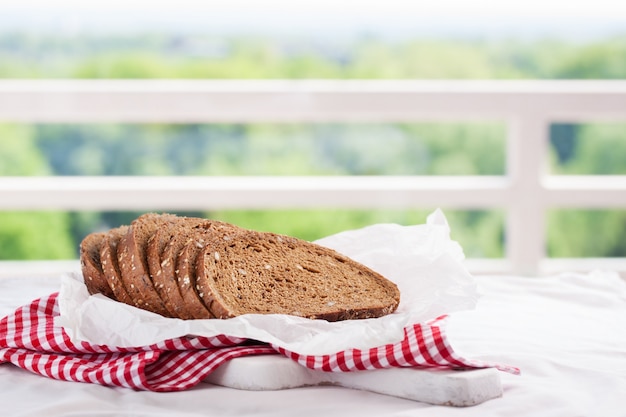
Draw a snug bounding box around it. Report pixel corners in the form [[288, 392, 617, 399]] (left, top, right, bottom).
[[1, 80, 625, 276], [1, 80, 626, 122], [2, 175, 624, 210]]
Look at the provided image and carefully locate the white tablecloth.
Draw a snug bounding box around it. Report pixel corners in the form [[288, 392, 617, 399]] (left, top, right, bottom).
[[1, 270, 625, 417]]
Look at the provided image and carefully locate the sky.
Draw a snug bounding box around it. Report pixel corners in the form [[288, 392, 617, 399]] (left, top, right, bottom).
[[0, 0, 625, 40]]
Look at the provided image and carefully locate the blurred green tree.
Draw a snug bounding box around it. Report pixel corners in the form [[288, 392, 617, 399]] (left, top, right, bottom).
[[0, 33, 624, 259], [0, 124, 76, 259]]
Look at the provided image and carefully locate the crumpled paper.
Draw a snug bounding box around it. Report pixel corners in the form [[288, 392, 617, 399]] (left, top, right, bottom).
[[56, 209, 479, 355]]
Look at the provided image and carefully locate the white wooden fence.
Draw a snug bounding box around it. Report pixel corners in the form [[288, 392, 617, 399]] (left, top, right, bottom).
[[1, 80, 625, 277]]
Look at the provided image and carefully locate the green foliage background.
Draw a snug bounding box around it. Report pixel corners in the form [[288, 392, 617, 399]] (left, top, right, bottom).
[[0, 33, 624, 260]]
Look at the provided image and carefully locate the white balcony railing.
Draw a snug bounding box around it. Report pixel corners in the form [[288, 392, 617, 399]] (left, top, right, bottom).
[[1, 80, 625, 277]]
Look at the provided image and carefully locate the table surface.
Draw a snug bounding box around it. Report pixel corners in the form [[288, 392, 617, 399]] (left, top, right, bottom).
[[1, 267, 625, 417]]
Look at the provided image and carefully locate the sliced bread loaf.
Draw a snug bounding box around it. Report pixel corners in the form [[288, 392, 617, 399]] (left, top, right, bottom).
[[195, 229, 400, 321], [81, 212, 401, 322]]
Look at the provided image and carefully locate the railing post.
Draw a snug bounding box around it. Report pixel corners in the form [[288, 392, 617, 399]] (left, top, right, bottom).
[[506, 113, 549, 275]]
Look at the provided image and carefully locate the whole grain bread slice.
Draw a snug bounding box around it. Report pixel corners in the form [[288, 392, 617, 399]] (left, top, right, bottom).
[[117, 213, 175, 316], [99, 225, 134, 305], [80, 231, 114, 298], [158, 233, 195, 319], [175, 237, 213, 319], [145, 214, 208, 317], [195, 229, 400, 321], [175, 220, 241, 319], [148, 215, 208, 318]]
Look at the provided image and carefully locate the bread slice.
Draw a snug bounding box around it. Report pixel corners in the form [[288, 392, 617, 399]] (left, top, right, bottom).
[[175, 220, 240, 319], [152, 217, 214, 319], [100, 225, 134, 305], [152, 219, 236, 319], [147, 221, 188, 318], [117, 213, 174, 316], [158, 225, 211, 319], [195, 229, 400, 321], [79, 231, 114, 298], [146, 215, 208, 317], [175, 239, 210, 319]]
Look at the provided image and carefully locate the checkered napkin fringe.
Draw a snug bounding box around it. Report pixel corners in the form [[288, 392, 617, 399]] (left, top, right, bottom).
[[1, 293, 519, 392]]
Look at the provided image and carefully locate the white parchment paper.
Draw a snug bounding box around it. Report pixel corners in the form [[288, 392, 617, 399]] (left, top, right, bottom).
[[56, 209, 479, 355]]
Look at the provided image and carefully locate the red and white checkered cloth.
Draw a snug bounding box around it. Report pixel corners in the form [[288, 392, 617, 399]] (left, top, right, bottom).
[[0, 293, 519, 391]]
